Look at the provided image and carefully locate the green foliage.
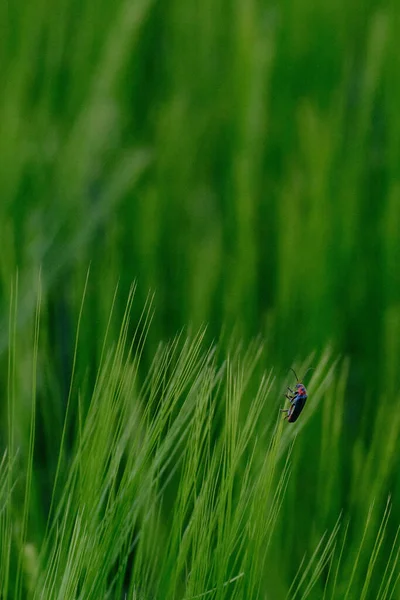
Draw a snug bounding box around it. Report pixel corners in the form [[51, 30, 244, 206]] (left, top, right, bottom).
[[0, 288, 399, 599], [1, 0, 400, 597]]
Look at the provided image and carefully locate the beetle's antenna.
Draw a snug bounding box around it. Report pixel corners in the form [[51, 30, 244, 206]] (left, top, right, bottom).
[[290, 367, 299, 381], [302, 367, 314, 381]]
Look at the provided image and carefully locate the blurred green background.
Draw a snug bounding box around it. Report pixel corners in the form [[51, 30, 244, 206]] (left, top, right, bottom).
[[1, 0, 400, 596]]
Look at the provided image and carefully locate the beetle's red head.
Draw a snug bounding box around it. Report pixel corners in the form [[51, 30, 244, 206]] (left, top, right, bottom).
[[296, 383, 307, 396]]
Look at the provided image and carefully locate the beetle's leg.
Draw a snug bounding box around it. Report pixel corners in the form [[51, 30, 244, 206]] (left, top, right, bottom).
[[287, 386, 295, 394], [280, 407, 289, 421]]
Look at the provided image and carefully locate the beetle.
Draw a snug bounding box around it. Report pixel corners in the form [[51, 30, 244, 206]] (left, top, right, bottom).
[[281, 367, 313, 423]]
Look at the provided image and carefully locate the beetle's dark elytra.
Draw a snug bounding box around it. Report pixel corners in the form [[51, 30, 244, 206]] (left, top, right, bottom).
[[287, 394, 307, 422]]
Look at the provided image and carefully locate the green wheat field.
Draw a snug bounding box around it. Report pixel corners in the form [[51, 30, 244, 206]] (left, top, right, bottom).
[[1, 0, 400, 598]]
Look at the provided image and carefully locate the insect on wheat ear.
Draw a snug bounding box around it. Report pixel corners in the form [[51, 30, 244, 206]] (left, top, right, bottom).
[[280, 367, 314, 423]]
